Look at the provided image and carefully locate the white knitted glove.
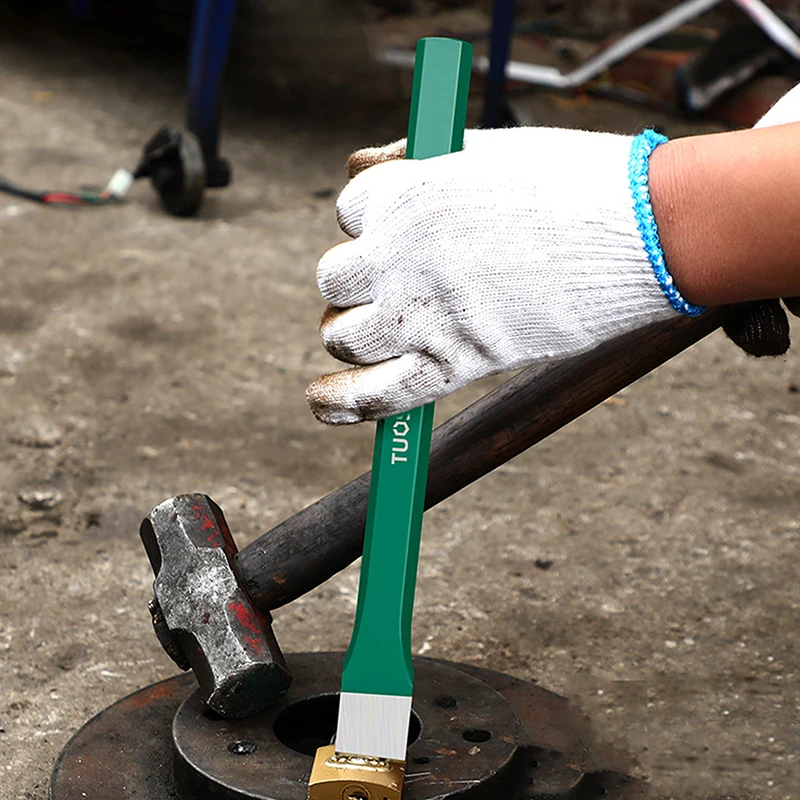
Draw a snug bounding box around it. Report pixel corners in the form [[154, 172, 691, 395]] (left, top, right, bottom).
[[307, 126, 681, 424]]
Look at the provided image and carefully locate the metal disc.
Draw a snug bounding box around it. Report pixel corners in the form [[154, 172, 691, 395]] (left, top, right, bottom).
[[49, 652, 648, 800], [173, 652, 519, 800], [49, 671, 195, 800]]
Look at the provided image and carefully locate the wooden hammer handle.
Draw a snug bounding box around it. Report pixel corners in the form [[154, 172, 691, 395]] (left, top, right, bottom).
[[236, 310, 727, 610]]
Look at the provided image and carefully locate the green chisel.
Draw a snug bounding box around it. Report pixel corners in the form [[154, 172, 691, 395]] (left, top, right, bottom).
[[308, 36, 473, 800]]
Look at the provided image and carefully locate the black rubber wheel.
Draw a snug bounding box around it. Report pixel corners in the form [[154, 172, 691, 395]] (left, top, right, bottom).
[[150, 129, 206, 218]]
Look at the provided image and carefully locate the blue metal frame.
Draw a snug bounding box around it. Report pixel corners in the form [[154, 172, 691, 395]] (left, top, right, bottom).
[[482, 0, 516, 128], [186, 0, 239, 178]]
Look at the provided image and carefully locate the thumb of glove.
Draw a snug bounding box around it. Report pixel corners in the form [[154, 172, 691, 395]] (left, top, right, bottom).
[[344, 130, 494, 178], [346, 139, 407, 179]]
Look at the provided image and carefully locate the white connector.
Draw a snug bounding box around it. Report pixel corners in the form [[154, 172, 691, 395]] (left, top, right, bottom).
[[104, 168, 135, 200]]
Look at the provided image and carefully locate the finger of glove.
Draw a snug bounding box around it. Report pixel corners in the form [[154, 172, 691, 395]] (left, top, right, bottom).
[[306, 353, 437, 425], [320, 303, 403, 366], [316, 239, 376, 307], [335, 159, 414, 239], [722, 299, 790, 356], [335, 175, 371, 238]]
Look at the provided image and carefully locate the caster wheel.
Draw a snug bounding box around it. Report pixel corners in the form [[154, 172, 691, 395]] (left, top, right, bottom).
[[138, 126, 206, 217]]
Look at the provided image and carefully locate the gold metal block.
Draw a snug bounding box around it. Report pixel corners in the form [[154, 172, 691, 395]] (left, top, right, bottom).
[[307, 744, 406, 800]]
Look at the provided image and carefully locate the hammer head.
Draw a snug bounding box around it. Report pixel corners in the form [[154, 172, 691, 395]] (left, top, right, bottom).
[[140, 494, 291, 718]]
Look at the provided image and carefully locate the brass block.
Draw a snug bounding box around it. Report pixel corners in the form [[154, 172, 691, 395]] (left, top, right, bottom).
[[308, 744, 405, 800]]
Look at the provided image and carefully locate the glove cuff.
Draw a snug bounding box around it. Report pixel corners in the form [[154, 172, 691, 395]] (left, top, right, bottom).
[[629, 129, 706, 318]]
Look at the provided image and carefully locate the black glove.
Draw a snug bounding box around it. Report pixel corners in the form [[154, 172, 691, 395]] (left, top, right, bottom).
[[722, 298, 800, 356]]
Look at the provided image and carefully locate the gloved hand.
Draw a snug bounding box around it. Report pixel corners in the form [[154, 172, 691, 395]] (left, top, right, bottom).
[[307, 126, 680, 424], [308, 84, 800, 426]]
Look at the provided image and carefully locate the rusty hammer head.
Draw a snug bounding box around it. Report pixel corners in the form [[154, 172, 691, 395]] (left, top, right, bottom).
[[140, 494, 291, 718]]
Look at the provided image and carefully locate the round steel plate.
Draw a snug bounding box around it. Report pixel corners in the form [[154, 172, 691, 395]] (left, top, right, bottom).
[[49, 652, 648, 800]]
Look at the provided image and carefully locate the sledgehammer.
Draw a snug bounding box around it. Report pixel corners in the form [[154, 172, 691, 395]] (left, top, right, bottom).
[[141, 307, 728, 719]]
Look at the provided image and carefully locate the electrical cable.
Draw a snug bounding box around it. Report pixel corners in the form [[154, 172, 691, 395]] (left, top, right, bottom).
[[0, 168, 135, 207]]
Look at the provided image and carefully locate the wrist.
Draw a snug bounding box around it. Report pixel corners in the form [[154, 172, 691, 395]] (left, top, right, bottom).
[[629, 131, 705, 317], [647, 136, 711, 307]]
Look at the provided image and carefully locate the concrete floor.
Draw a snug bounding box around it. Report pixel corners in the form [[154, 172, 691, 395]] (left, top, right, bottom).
[[2, 10, 800, 800]]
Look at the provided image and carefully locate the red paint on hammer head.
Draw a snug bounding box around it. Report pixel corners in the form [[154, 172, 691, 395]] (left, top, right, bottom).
[[227, 600, 266, 655], [192, 503, 222, 548], [191, 499, 237, 556], [190, 501, 231, 549], [228, 600, 261, 634], [201, 515, 216, 532]]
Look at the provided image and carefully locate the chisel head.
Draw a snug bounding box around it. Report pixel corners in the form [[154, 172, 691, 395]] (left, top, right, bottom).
[[307, 745, 405, 800]]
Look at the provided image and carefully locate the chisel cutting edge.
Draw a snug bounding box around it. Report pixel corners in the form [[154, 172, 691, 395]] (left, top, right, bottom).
[[308, 36, 473, 800]]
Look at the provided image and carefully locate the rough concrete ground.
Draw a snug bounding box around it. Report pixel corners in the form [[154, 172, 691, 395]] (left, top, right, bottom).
[[2, 10, 800, 800]]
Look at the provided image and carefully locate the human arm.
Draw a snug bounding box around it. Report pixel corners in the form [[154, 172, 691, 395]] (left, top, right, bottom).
[[651, 121, 800, 306]]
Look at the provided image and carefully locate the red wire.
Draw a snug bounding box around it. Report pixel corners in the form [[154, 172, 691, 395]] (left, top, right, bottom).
[[42, 192, 87, 206]]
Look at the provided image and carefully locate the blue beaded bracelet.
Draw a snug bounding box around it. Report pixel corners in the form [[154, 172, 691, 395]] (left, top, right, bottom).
[[628, 129, 705, 317]]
